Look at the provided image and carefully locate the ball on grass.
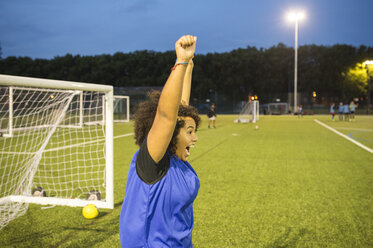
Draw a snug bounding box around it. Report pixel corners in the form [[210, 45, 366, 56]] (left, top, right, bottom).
[[255, 125, 259, 130], [82, 204, 99, 219]]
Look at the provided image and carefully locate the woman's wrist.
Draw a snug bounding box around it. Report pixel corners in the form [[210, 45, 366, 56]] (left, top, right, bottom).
[[175, 61, 189, 65], [188, 60, 194, 67], [176, 60, 190, 64], [171, 61, 189, 71]]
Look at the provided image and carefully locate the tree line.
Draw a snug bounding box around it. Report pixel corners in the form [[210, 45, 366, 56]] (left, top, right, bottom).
[[0, 43, 372, 110]]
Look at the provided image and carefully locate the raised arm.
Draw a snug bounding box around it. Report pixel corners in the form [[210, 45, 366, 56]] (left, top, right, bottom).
[[147, 35, 197, 163], [181, 60, 194, 106]]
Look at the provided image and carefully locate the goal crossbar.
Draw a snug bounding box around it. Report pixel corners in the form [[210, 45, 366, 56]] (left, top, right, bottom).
[[0, 74, 112, 92]]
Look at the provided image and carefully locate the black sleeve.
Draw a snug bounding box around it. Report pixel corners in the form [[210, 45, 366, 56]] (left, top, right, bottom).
[[136, 136, 170, 185]]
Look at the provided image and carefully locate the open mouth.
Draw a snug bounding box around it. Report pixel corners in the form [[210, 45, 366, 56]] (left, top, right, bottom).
[[185, 144, 195, 157], [185, 147, 190, 156]]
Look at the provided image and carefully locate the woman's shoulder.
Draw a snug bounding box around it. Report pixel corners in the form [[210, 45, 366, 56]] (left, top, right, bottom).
[[135, 142, 170, 185]]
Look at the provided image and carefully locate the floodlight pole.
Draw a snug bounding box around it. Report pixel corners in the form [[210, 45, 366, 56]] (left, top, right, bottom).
[[288, 11, 304, 114], [368, 69, 371, 115], [293, 20, 299, 114], [365, 61, 373, 115]]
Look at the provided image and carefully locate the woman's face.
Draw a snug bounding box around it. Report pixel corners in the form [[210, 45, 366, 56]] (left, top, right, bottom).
[[175, 117, 198, 161]]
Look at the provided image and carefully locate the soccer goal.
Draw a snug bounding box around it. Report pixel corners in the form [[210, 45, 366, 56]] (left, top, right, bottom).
[[0, 74, 114, 229], [113, 95, 130, 122], [267, 102, 289, 115], [235, 100, 259, 123]]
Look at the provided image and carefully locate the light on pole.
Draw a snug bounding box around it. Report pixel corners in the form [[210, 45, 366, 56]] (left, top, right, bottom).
[[287, 11, 305, 114], [363, 60, 373, 114]]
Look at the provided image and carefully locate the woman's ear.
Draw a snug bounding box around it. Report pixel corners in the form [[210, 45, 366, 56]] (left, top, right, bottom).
[[176, 118, 185, 128]]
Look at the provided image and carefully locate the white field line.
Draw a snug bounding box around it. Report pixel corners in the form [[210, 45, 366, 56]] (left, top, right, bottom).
[[314, 119, 373, 154], [0, 132, 134, 155], [334, 127, 373, 132], [44, 132, 134, 152], [114, 132, 134, 139]]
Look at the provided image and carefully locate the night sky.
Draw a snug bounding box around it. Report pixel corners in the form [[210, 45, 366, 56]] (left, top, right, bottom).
[[1, 0, 372, 59]]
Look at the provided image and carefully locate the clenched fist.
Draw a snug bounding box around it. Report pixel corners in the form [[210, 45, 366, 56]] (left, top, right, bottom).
[[175, 35, 197, 63]]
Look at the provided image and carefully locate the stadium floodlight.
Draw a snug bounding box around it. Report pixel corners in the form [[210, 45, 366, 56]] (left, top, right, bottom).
[[0, 74, 114, 229], [287, 10, 305, 114], [363, 60, 373, 114], [287, 11, 305, 22]]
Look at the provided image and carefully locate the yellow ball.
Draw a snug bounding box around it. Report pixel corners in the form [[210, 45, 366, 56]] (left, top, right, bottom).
[[82, 204, 99, 219]]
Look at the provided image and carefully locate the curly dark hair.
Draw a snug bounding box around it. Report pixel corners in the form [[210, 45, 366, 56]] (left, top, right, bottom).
[[134, 90, 201, 155]]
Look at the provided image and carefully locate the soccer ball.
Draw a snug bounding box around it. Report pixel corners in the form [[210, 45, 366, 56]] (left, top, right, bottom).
[[255, 125, 259, 130], [82, 204, 99, 219]]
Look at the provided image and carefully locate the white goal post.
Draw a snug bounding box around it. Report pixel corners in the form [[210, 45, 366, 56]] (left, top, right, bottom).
[[0, 74, 114, 229], [235, 100, 259, 123]]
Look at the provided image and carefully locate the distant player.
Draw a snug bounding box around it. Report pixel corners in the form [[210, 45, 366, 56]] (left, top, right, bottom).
[[298, 105, 303, 118], [207, 103, 216, 128], [338, 102, 344, 121], [330, 103, 335, 121], [343, 102, 350, 121], [119, 35, 201, 247], [349, 101, 356, 121]]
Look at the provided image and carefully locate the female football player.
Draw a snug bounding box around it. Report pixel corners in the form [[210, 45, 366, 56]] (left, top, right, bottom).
[[120, 35, 201, 248]]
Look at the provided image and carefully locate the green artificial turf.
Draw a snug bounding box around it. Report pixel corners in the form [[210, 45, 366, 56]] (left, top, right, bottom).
[[1, 115, 372, 247]]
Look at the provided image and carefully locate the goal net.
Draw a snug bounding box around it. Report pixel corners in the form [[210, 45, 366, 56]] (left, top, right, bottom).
[[0, 74, 114, 229], [235, 100, 259, 123], [267, 102, 289, 115], [113, 96, 130, 122]]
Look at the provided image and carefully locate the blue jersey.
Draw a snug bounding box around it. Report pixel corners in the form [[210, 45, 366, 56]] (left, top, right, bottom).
[[349, 103, 356, 112], [119, 148, 200, 248], [338, 105, 343, 113], [343, 105, 349, 113], [330, 105, 335, 113]]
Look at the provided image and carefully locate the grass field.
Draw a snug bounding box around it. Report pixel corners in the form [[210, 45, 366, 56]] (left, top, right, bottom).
[[1, 114, 373, 247]]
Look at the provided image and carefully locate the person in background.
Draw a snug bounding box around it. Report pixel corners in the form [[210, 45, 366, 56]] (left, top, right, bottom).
[[298, 105, 303, 118], [207, 103, 217, 128], [349, 101, 356, 121], [338, 102, 344, 121], [330, 103, 335, 121], [343, 102, 350, 121]]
